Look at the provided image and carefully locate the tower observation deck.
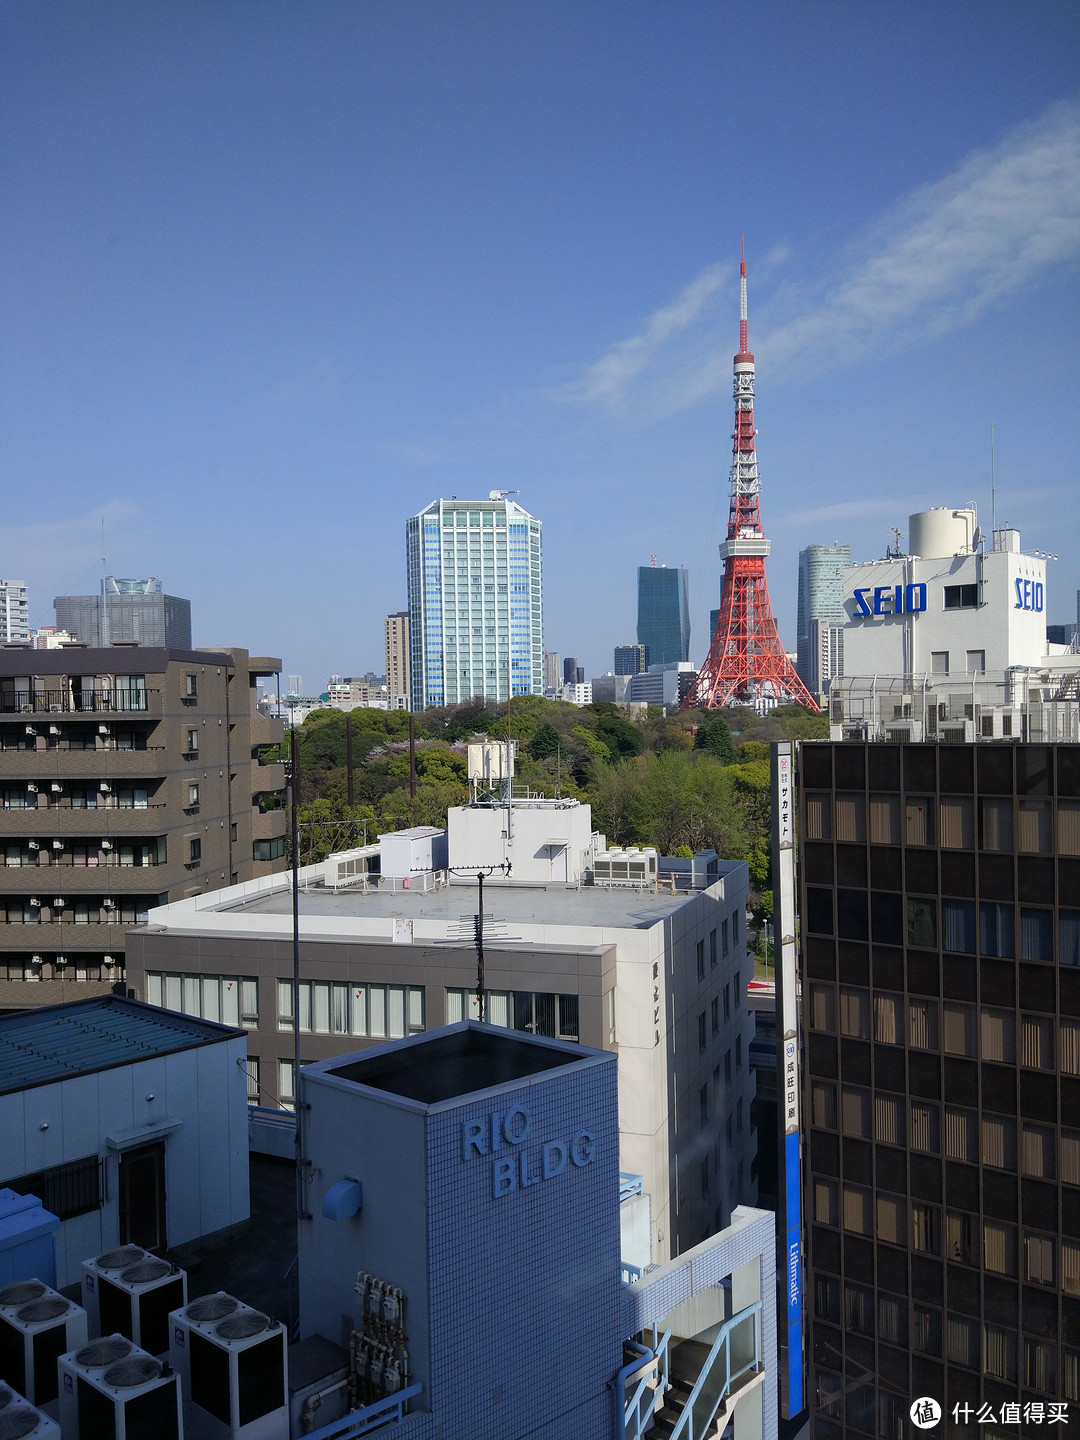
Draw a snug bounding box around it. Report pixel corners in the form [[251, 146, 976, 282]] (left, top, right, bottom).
[[682, 245, 818, 712]]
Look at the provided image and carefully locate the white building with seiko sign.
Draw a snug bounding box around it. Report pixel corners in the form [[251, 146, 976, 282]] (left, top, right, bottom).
[[841, 507, 1048, 679]]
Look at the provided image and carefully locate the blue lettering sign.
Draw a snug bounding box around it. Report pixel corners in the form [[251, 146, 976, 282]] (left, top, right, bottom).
[[1014, 577, 1044, 612], [463, 1110, 595, 1197], [853, 582, 927, 619]]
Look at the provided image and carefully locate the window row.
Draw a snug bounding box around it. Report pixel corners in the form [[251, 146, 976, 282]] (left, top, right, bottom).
[[804, 791, 1080, 854], [445, 987, 579, 1040], [4, 899, 150, 925], [146, 971, 259, 1029], [810, 988, 1080, 1069], [2, 786, 151, 809], [277, 980, 425, 1038], [695, 913, 742, 981], [4, 839, 166, 867], [0, 728, 150, 752], [805, 889, 1075, 961], [0, 958, 123, 981]]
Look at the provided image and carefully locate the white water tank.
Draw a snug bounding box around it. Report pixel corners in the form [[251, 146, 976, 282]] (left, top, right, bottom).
[[908, 507, 977, 559]]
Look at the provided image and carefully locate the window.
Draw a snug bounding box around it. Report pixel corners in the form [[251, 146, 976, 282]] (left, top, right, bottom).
[[911, 1203, 939, 1254], [839, 988, 869, 1039], [698, 1085, 708, 1126], [1065, 1239, 1080, 1296], [1025, 1233, 1055, 1286], [187, 783, 199, 807], [1025, 1338, 1056, 1395], [944, 584, 978, 609], [254, 836, 286, 862], [913, 1306, 942, 1358], [722, 918, 729, 956], [931, 650, 949, 675], [843, 1281, 873, 1335], [875, 1093, 904, 1146], [981, 1114, 1017, 1170], [244, 1056, 260, 1102], [841, 1086, 871, 1138], [1021, 1014, 1054, 1069], [980, 796, 1013, 851], [814, 1177, 838, 1225], [696, 939, 705, 981], [281, 980, 425, 1039], [734, 971, 741, 1007], [1018, 799, 1052, 854], [698, 1012, 706, 1051], [724, 1050, 732, 1084], [1020, 907, 1053, 961], [184, 673, 198, 697], [188, 837, 201, 865], [186, 728, 199, 753], [814, 1278, 840, 1325], [966, 649, 985, 673], [908, 998, 938, 1050], [736, 1099, 743, 1132], [910, 1102, 939, 1154], [980, 1007, 1015, 1063], [1021, 1124, 1055, 1179], [835, 794, 865, 843], [735, 1035, 742, 1070], [711, 997, 719, 1036], [809, 984, 835, 1031], [732, 909, 740, 943], [876, 1193, 904, 1245], [1060, 803, 1080, 857], [877, 1293, 907, 1348], [147, 971, 258, 1028], [947, 1210, 977, 1265], [709, 929, 717, 968], [980, 901, 1015, 957], [811, 1080, 837, 1130], [1061, 910, 1080, 966], [947, 1316, 979, 1369], [279, 1059, 295, 1107], [906, 897, 936, 948], [939, 795, 974, 849], [983, 1220, 1017, 1275], [700, 1158, 709, 1199], [943, 1002, 976, 1056], [805, 793, 831, 839], [945, 1106, 977, 1162], [869, 793, 900, 844], [905, 796, 934, 846], [873, 992, 903, 1044], [984, 1326, 1018, 1384], [1068, 1348, 1080, 1405], [1063, 1020, 1080, 1077], [0, 1156, 101, 1220], [723, 985, 730, 1022], [942, 898, 976, 953]]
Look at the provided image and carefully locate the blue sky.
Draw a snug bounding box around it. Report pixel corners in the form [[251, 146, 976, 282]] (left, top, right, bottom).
[[3, 2, 1078, 689]]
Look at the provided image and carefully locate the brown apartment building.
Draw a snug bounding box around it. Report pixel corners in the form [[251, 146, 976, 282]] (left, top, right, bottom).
[[0, 644, 287, 1008]]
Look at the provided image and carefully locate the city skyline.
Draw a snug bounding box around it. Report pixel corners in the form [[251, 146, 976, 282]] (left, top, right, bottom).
[[2, 4, 1077, 689]]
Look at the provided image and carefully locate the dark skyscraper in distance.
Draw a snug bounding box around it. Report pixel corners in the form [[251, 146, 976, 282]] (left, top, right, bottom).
[[637, 565, 690, 668], [614, 644, 647, 676], [55, 576, 192, 650]]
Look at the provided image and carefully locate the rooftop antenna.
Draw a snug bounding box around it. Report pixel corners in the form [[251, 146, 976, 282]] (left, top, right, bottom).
[[100, 517, 109, 647], [991, 423, 997, 537], [650, 554, 657, 567], [888, 526, 902, 558]]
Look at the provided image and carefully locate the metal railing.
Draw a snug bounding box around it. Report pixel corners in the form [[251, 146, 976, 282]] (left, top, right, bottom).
[[620, 1326, 671, 1440], [303, 1382, 423, 1439], [665, 1300, 762, 1440], [1, 689, 156, 714]]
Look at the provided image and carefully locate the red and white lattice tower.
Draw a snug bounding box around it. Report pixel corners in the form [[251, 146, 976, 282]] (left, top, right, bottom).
[[682, 243, 819, 712]]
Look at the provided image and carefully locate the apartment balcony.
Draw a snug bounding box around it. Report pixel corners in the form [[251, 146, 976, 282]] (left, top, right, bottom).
[[0, 922, 138, 952], [0, 805, 168, 835], [253, 761, 286, 794], [0, 748, 167, 778], [252, 808, 287, 841], [0, 864, 168, 895], [0, 688, 162, 717]]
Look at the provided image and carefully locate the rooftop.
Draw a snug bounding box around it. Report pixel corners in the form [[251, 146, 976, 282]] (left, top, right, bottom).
[[0, 995, 243, 1095]]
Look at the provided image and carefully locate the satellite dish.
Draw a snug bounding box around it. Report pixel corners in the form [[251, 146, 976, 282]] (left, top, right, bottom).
[[972, 526, 984, 550]]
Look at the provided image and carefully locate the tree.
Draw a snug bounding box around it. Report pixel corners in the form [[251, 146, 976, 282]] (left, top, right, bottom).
[[693, 713, 737, 764], [530, 722, 563, 761]]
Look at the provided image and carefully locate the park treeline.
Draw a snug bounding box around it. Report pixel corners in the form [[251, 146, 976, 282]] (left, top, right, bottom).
[[267, 697, 826, 918]]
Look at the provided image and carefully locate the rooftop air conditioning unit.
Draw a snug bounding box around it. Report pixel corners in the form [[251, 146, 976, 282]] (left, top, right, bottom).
[[20, 705, 33, 714], [24, 726, 36, 737], [28, 899, 40, 908], [100, 841, 113, 851], [0, 1280, 88, 1409], [51, 841, 63, 850], [51, 900, 64, 909], [26, 785, 37, 794], [0, 1380, 61, 1440], [81, 1250, 186, 1359], [48, 706, 62, 715], [49, 785, 61, 794], [170, 1293, 288, 1439], [98, 726, 110, 735], [99, 784, 111, 794], [48, 726, 61, 737], [103, 900, 115, 910], [58, 1336, 180, 1440], [27, 842, 39, 851]]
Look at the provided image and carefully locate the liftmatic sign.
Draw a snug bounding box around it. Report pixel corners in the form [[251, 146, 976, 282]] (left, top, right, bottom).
[[852, 579, 1044, 617]]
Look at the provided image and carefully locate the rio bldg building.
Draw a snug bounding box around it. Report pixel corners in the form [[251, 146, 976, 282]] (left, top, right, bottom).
[[406, 494, 543, 710]]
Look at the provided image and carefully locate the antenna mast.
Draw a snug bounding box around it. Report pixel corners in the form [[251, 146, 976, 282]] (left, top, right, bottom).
[[100, 517, 109, 648]]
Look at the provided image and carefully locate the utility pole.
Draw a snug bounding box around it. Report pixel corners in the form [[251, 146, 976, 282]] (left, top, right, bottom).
[[346, 713, 354, 808]]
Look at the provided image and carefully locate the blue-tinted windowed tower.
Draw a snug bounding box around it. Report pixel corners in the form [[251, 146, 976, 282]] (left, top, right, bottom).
[[637, 566, 690, 667]]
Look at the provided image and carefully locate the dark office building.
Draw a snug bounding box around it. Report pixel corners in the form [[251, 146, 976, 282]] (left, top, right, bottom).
[[55, 576, 192, 650], [562, 656, 583, 685], [799, 740, 1080, 1435], [614, 643, 647, 676], [637, 565, 690, 668]]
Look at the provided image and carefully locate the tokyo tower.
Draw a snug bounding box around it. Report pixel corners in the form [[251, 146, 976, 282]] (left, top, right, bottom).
[[682, 244, 819, 712]]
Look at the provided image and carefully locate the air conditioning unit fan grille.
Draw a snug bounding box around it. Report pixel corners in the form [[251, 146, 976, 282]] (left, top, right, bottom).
[[75, 1337, 132, 1367], [15, 1298, 68, 1324], [0, 1283, 47, 1308], [102, 1357, 161, 1388], [184, 1294, 238, 1323], [94, 1246, 145, 1271], [214, 1312, 269, 1340], [119, 1261, 171, 1285], [0, 1384, 14, 1411], [0, 1407, 43, 1440]]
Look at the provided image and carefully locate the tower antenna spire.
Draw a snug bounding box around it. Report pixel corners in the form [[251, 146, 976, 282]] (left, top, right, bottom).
[[683, 244, 819, 713]]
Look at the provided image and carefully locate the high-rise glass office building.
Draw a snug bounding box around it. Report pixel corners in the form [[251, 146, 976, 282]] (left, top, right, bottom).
[[637, 565, 690, 667], [55, 576, 192, 650], [796, 543, 850, 688], [406, 495, 543, 710]]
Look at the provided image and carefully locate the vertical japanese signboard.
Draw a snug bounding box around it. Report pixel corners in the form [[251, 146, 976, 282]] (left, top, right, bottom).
[[771, 742, 803, 1418]]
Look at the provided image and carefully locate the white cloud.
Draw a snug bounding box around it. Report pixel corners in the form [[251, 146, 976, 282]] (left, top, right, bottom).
[[563, 100, 1080, 415]]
